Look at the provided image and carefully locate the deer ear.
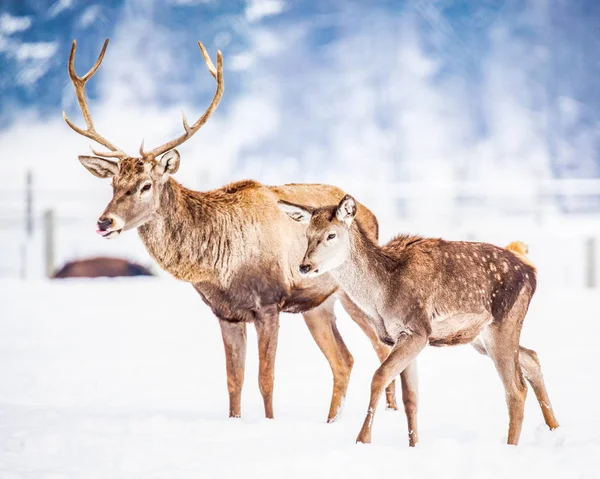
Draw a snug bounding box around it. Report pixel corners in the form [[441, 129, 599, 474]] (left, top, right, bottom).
[[336, 195, 357, 226], [78, 156, 119, 179], [278, 201, 313, 224], [157, 149, 180, 175]]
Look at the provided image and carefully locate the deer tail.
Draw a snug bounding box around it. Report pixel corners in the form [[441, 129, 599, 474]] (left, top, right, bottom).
[[505, 241, 529, 256], [506, 241, 536, 269]]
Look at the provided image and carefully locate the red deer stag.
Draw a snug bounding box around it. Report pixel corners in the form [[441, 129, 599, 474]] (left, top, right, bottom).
[[63, 39, 401, 422], [279, 195, 559, 446]]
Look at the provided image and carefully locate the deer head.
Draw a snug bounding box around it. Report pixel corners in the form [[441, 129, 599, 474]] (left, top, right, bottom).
[[63, 39, 224, 238], [278, 195, 357, 276]]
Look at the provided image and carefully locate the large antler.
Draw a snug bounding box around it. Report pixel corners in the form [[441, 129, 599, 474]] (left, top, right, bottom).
[[140, 41, 224, 160], [63, 39, 128, 159]]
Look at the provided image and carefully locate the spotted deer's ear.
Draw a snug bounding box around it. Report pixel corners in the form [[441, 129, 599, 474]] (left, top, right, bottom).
[[278, 201, 313, 224], [336, 195, 357, 226], [78, 156, 119, 178], [156, 149, 180, 176]]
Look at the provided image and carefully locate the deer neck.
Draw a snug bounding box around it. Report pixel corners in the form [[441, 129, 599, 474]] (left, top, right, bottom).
[[137, 178, 232, 283], [329, 224, 394, 314]]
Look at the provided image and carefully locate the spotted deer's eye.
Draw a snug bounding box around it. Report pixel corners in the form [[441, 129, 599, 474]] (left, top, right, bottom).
[[141, 183, 151, 192], [327, 233, 336, 240]]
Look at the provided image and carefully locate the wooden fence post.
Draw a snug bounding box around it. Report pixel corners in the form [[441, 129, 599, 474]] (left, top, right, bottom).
[[43, 209, 55, 278], [586, 237, 597, 289]]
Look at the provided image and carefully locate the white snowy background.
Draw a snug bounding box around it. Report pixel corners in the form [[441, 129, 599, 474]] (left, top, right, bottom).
[[1, 0, 599, 477], [1, 279, 597, 478]]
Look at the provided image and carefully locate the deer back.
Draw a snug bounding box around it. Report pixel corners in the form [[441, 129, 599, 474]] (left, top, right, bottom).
[[382, 237, 537, 324]]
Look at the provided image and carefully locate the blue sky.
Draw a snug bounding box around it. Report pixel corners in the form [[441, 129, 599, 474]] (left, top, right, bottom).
[[1, 0, 599, 198]]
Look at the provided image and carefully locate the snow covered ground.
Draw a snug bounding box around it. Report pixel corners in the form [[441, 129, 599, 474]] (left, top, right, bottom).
[[1, 277, 598, 478]]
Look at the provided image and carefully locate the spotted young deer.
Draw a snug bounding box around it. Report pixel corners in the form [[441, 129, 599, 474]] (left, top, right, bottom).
[[279, 195, 559, 446], [63, 39, 401, 422]]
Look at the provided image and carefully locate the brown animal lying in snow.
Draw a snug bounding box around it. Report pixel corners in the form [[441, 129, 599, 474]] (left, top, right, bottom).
[[53, 257, 153, 279]]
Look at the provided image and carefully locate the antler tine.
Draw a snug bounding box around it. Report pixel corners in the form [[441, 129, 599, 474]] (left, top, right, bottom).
[[141, 42, 224, 159], [198, 41, 217, 79], [63, 38, 128, 159], [91, 147, 128, 159]]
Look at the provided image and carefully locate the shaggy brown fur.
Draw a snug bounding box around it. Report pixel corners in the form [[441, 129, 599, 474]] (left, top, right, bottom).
[[280, 195, 559, 446]]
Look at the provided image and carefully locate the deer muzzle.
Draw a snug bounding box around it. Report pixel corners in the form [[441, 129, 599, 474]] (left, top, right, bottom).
[[96, 214, 124, 239], [298, 262, 320, 277]]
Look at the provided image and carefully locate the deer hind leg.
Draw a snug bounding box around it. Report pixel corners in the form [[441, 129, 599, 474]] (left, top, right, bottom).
[[303, 295, 354, 423], [254, 305, 280, 419], [482, 292, 532, 445], [356, 331, 427, 444], [472, 338, 559, 437], [337, 292, 399, 410], [519, 346, 559, 430], [218, 318, 247, 418]]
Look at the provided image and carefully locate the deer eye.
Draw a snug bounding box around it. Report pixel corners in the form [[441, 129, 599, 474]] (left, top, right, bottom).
[[327, 233, 336, 240], [141, 183, 152, 192]]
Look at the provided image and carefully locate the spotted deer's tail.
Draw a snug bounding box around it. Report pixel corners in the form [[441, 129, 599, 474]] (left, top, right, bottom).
[[506, 241, 535, 268]]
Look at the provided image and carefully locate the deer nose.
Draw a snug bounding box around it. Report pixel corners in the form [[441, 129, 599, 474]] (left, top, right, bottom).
[[299, 264, 311, 275], [97, 217, 113, 231]]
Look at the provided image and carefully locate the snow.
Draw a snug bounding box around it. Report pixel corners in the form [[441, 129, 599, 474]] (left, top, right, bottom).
[[1, 277, 598, 478]]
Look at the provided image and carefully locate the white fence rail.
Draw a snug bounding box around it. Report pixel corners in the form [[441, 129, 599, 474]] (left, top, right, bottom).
[[1, 178, 599, 288]]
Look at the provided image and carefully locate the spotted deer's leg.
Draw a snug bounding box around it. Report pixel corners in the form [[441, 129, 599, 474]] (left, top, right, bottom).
[[303, 295, 354, 423], [484, 328, 528, 445], [356, 330, 427, 444], [218, 318, 247, 418], [337, 292, 399, 410], [519, 346, 559, 430], [473, 337, 559, 433], [400, 361, 419, 446], [254, 305, 280, 419], [481, 290, 533, 445]]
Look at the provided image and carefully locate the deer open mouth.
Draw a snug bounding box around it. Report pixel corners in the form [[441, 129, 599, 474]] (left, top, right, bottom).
[[96, 228, 122, 239]]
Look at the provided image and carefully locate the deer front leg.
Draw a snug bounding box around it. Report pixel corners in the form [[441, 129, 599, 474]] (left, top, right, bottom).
[[303, 296, 354, 423], [400, 361, 419, 446], [357, 331, 427, 444], [337, 292, 398, 410], [254, 305, 280, 419], [218, 318, 247, 418]]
